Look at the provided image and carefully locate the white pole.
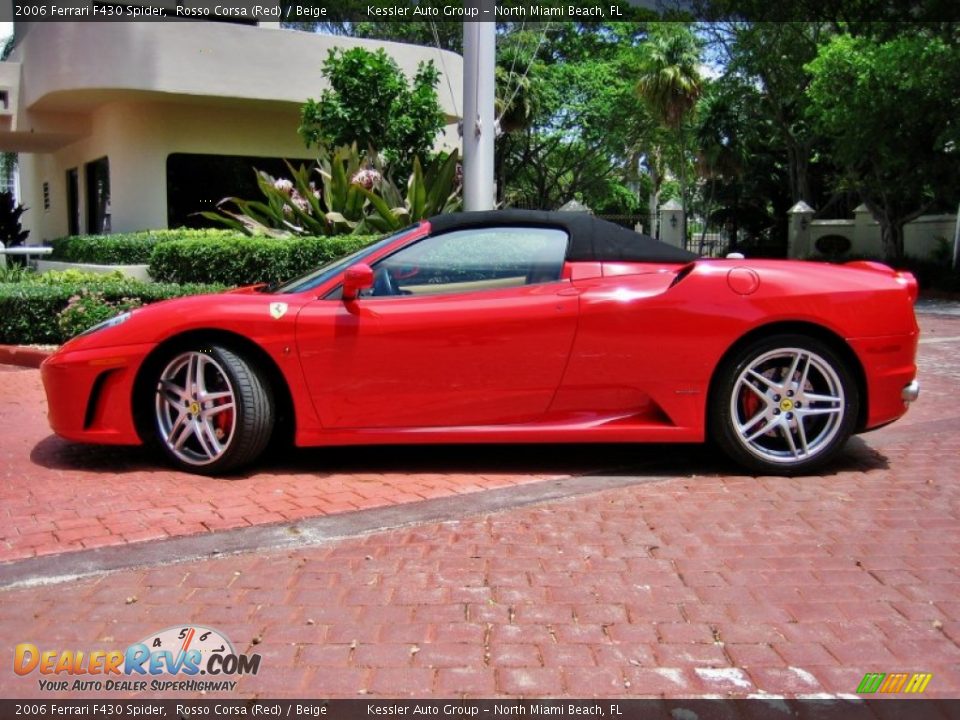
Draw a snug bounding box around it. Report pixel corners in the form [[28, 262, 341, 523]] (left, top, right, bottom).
[[462, 9, 496, 212]]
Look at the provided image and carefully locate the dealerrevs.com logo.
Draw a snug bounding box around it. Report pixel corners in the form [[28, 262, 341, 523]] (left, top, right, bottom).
[[14, 625, 262, 693]]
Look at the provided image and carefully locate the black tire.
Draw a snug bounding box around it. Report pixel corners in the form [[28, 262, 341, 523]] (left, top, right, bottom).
[[150, 344, 274, 475], [710, 333, 859, 475]]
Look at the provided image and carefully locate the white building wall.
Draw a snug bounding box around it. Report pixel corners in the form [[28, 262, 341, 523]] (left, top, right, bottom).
[[2, 22, 464, 241], [22, 100, 318, 240]]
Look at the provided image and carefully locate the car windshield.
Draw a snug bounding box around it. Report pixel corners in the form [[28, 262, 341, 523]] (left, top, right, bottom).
[[273, 224, 420, 294]]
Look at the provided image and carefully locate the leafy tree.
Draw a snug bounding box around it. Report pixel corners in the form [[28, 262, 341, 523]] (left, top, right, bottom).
[[289, 21, 666, 218], [726, 22, 830, 206], [806, 32, 960, 260], [298, 47, 446, 180], [498, 32, 655, 215], [635, 23, 702, 244], [348, 21, 462, 53], [694, 77, 792, 254]]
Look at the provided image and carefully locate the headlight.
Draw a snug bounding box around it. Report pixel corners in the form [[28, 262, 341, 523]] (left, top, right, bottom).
[[76, 311, 133, 338]]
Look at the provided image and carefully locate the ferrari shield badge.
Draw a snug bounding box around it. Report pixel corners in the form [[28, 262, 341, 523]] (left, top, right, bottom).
[[269, 302, 288, 320]]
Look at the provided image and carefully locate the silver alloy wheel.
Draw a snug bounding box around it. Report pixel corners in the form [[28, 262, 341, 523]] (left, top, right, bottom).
[[154, 351, 237, 467], [730, 347, 845, 465]]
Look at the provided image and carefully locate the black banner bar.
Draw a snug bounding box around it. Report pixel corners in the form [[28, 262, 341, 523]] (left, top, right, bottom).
[[6, 0, 960, 23]]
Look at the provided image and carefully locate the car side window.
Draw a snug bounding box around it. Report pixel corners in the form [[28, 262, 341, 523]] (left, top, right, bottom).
[[365, 226, 569, 298]]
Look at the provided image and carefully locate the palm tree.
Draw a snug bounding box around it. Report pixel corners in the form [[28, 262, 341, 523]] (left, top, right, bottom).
[[636, 24, 702, 248]]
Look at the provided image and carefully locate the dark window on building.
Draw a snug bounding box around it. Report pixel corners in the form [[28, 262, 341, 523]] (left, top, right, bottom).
[[85, 157, 110, 234], [66, 168, 79, 236], [166, 153, 313, 229], [42, 181, 50, 210]]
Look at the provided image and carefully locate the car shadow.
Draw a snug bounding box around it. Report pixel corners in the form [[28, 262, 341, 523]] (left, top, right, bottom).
[[30, 435, 159, 473], [29, 434, 889, 479]]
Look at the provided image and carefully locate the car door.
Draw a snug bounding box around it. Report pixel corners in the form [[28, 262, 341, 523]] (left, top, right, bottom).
[[295, 226, 580, 429]]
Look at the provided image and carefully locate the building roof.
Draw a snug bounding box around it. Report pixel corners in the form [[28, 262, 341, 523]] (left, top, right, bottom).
[[0, 22, 463, 152]]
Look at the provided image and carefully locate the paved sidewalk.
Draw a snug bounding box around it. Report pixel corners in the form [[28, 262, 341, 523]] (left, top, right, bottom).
[[1, 314, 958, 699], [916, 297, 960, 317]]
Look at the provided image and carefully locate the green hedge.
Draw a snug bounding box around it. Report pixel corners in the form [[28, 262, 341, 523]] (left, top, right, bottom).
[[49, 230, 380, 286], [0, 280, 221, 344], [149, 234, 379, 285], [4, 232, 383, 343], [50, 229, 247, 265]]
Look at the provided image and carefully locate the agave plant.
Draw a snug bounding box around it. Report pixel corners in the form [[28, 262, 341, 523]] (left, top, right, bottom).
[[203, 145, 373, 237], [203, 144, 461, 237], [358, 150, 462, 233]]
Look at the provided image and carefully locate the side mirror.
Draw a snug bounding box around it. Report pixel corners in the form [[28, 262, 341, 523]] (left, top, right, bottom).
[[342, 263, 374, 301]]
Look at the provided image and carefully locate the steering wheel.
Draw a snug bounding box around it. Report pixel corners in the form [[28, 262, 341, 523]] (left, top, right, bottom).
[[373, 265, 396, 296]]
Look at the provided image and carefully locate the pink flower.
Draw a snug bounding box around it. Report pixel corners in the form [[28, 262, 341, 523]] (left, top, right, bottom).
[[290, 191, 310, 213], [273, 178, 294, 196], [351, 168, 382, 191]]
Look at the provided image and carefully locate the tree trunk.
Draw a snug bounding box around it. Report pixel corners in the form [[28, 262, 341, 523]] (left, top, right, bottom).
[[648, 148, 662, 239], [878, 215, 905, 264], [730, 182, 739, 252], [697, 180, 715, 256], [787, 142, 813, 203]]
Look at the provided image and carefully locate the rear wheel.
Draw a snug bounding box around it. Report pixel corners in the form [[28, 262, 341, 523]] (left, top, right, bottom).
[[152, 345, 273, 475], [711, 334, 858, 475]]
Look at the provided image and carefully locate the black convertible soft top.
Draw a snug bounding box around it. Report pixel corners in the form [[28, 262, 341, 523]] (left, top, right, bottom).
[[427, 209, 697, 264]]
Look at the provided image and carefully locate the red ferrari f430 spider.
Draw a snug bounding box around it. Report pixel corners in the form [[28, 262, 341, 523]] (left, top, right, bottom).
[[42, 210, 920, 476]]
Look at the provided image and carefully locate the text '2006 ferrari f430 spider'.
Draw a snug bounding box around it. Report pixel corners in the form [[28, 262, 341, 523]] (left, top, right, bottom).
[[42, 210, 920, 476]]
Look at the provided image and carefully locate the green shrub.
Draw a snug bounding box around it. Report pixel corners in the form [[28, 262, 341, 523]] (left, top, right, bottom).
[[0, 267, 127, 284], [0, 190, 29, 249], [0, 280, 221, 344], [149, 234, 379, 285], [0, 265, 33, 283], [37, 269, 128, 284], [57, 290, 143, 340], [47, 229, 379, 285], [50, 229, 247, 265]]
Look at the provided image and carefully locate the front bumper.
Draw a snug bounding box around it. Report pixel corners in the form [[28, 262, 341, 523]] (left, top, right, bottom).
[[41, 342, 156, 445]]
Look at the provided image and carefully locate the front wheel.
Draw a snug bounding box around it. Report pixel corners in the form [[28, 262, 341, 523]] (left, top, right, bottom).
[[710, 334, 859, 475], [152, 345, 274, 475]]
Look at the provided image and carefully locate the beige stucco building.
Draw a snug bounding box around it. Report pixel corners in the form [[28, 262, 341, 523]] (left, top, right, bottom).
[[0, 22, 463, 242]]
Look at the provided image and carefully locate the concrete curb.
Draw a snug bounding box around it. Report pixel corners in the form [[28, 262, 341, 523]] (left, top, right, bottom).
[[0, 345, 54, 368]]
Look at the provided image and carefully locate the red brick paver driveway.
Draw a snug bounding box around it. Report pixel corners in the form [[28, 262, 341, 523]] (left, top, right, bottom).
[[0, 368, 591, 562], [1, 314, 958, 699]]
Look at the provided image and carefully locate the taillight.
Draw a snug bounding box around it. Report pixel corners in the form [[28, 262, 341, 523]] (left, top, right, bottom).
[[897, 271, 919, 304], [844, 260, 919, 305]]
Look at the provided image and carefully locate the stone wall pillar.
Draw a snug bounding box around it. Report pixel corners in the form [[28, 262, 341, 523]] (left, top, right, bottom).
[[787, 201, 814, 258], [659, 199, 684, 249], [853, 203, 882, 257]]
